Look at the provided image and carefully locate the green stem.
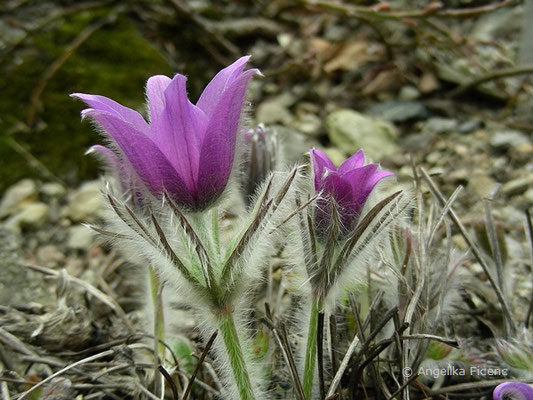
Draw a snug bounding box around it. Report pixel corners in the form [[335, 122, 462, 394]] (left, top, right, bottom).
[[218, 312, 256, 400], [148, 266, 165, 360], [303, 298, 322, 400]]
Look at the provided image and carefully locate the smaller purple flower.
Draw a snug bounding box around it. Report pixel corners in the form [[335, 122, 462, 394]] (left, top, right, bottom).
[[493, 382, 533, 400], [310, 148, 394, 235], [73, 56, 259, 210]]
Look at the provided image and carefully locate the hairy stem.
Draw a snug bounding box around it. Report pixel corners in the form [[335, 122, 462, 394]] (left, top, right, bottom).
[[303, 298, 323, 399], [219, 312, 256, 400], [148, 266, 165, 361]]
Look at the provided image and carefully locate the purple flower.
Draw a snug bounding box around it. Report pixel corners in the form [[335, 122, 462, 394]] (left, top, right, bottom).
[[310, 149, 394, 235], [493, 382, 533, 400], [73, 56, 259, 210]]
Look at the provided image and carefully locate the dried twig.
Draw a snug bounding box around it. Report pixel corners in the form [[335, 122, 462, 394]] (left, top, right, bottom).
[[420, 168, 517, 336], [182, 331, 217, 400]]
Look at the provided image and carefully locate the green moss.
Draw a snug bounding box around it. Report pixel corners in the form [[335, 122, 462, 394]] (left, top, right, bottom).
[[0, 12, 172, 191]]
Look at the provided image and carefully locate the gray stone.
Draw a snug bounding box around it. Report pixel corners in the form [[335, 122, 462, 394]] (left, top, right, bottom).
[[368, 100, 428, 122], [292, 113, 322, 137], [458, 119, 482, 133], [490, 130, 530, 150], [398, 85, 420, 100], [466, 172, 498, 199], [41, 182, 66, 198], [4, 202, 49, 232], [501, 174, 533, 196], [326, 109, 399, 160], [0, 179, 38, 218], [256, 94, 294, 126], [64, 181, 104, 222], [424, 117, 458, 134], [67, 225, 94, 250], [0, 227, 51, 305]]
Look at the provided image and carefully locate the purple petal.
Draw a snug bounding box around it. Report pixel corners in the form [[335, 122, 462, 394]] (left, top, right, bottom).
[[196, 56, 251, 118], [86, 145, 121, 172], [196, 69, 257, 208], [146, 75, 172, 125], [343, 164, 394, 215], [310, 149, 336, 190], [493, 382, 533, 400], [71, 93, 149, 136], [338, 150, 365, 175], [82, 109, 194, 206], [155, 74, 208, 193]]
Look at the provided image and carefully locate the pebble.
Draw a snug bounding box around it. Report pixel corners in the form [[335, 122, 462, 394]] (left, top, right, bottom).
[[64, 181, 104, 222], [326, 109, 399, 160], [466, 171, 498, 199], [424, 117, 458, 134], [490, 130, 530, 150], [458, 119, 482, 133], [501, 174, 533, 196], [4, 202, 50, 233], [41, 182, 66, 198], [398, 85, 420, 100], [0, 179, 38, 218], [67, 225, 95, 250], [367, 100, 428, 122], [36, 245, 65, 267]]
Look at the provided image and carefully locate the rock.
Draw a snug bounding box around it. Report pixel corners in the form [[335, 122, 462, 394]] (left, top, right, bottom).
[[292, 112, 322, 137], [0, 179, 38, 218], [326, 109, 399, 160], [4, 202, 49, 232], [274, 125, 318, 163], [458, 119, 482, 133], [36, 245, 65, 267], [501, 174, 533, 196], [67, 225, 95, 251], [398, 85, 420, 100], [41, 182, 66, 198], [525, 188, 533, 205], [0, 227, 52, 305], [466, 171, 498, 199], [424, 117, 458, 134], [490, 130, 530, 150], [64, 181, 104, 222], [322, 147, 346, 167], [367, 100, 428, 122], [256, 94, 294, 126]]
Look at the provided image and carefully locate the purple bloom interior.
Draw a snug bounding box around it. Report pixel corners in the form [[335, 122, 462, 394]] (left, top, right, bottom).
[[73, 56, 258, 210], [493, 382, 533, 400], [311, 148, 394, 234]]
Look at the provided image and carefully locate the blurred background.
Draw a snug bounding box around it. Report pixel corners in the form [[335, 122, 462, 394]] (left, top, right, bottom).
[[1, 0, 531, 195]]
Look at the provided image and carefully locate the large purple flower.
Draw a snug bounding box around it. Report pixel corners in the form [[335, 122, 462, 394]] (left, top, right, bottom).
[[310, 148, 394, 234], [73, 56, 258, 210], [493, 382, 533, 400]]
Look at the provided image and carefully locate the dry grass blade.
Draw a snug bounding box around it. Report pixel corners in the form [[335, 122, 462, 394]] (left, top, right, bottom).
[[427, 185, 463, 247], [419, 168, 517, 336], [525, 209, 533, 328], [158, 366, 179, 400], [23, 263, 132, 331], [182, 331, 217, 400], [483, 199, 507, 299], [14, 343, 144, 399], [164, 192, 214, 286]]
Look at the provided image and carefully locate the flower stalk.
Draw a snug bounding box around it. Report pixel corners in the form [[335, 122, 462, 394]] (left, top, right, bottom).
[[302, 298, 323, 400], [218, 312, 256, 400]]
